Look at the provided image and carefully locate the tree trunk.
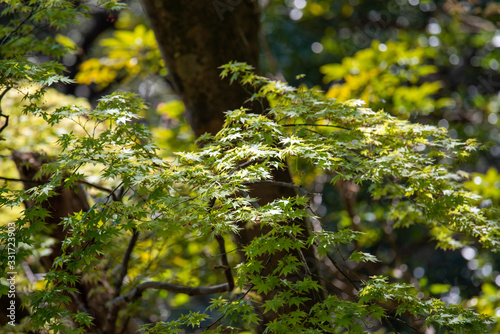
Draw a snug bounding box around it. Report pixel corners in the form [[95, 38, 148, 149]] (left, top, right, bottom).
[[141, 0, 323, 330], [140, 0, 261, 137]]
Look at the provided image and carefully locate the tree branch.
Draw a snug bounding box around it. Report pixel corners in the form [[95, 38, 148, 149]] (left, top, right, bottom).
[[215, 234, 234, 291], [114, 229, 139, 297], [106, 228, 140, 333], [239, 190, 261, 209], [242, 180, 311, 196], [206, 254, 273, 330], [109, 281, 231, 310], [81, 180, 114, 194], [228, 158, 266, 177], [279, 123, 352, 131], [0, 8, 37, 49], [325, 252, 359, 292], [0, 87, 12, 134], [0, 114, 8, 134], [0, 176, 42, 184], [0, 175, 117, 198]]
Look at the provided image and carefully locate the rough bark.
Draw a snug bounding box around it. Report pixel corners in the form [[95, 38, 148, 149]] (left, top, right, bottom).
[[140, 0, 261, 137]]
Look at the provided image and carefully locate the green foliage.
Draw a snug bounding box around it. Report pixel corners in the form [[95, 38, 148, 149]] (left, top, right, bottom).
[[1, 1, 499, 333], [76, 24, 165, 88], [0, 0, 126, 140], [321, 40, 452, 118], [360, 276, 492, 333], [2, 58, 497, 332]]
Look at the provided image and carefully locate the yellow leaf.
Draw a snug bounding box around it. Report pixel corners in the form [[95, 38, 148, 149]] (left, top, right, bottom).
[[55, 34, 77, 51]]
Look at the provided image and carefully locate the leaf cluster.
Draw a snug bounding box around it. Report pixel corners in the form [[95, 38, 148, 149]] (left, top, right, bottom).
[[1, 60, 496, 332]]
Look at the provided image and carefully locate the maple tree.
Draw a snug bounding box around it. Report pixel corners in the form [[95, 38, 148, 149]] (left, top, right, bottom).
[[1, 1, 499, 333]]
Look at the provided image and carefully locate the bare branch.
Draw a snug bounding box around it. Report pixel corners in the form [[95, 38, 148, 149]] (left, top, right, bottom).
[[279, 123, 352, 131], [242, 180, 312, 196], [314, 274, 357, 299], [215, 234, 234, 291], [107, 229, 140, 333], [0, 88, 11, 101], [0, 175, 116, 196], [325, 252, 359, 292], [0, 176, 42, 184], [109, 281, 231, 311], [81, 180, 114, 194], [206, 254, 273, 330], [0, 88, 12, 134], [0, 114, 9, 134], [0, 8, 37, 49], [239, 190, 260, 209], [227, 158, 266, 177], [115, 229, 139, 297]]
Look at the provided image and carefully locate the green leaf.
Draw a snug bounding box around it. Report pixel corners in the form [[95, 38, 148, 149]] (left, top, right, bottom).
[[348, 251, 380, 263]]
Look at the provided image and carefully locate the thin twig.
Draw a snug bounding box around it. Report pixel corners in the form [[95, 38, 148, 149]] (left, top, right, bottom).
[[205, 255, 273, 330], [325, 252, 359, 292], [81, 180, 114, 194], [206, 283, 255, 330], [279, 123, 352, 131], [383, 315, 401, 334], [0, 175, 116, 195], [242, 180, 313, 196], [0, 8, 37, 49], [314, 274, 357, 299], [201, 247, 241, 258], [105, 181, 124, 203], [388, 315, 422, 333], [228, 158, 266, 177]]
